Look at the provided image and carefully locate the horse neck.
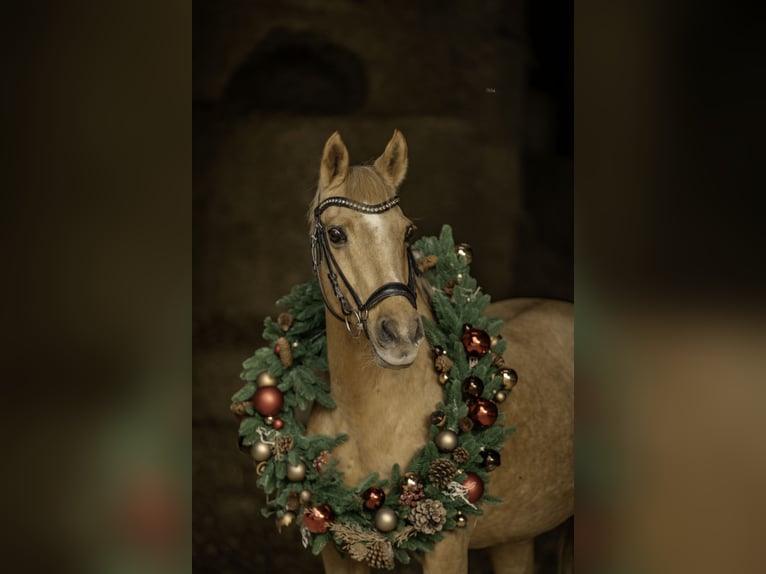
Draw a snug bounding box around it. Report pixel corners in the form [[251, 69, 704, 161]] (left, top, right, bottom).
[[322, 289, 440, 480]]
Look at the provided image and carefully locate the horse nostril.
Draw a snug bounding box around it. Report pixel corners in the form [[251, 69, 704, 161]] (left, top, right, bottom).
[[412, 320, 424, 344], [379, 319, 398, 345]]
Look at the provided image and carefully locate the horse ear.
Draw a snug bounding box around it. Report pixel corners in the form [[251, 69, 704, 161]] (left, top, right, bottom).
[[319, 131, 350, 190], [374, 129, 408, 188]]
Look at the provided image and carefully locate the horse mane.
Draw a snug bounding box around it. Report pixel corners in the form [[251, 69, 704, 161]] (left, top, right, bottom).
[[307, 165, 394, 227]]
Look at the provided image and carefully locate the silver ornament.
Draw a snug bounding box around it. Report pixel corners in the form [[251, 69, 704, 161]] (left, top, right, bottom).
[[434, 429, 459, 452], [374, 507, 397, 532], [286, 462, 307, 481], [494, 390, 508, 403], [250, 441, 273, 462]]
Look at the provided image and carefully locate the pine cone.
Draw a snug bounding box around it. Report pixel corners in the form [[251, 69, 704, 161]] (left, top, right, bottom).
[[398, 483, 425, 507], [434, 354, 454, 374], [348, 542, 368, 562], [428, 458, 457, 488], [367, 540, 395, 570], [276, 336, 293, 367], [313, 451, 329, 473], [417, 254, 438, 273], [409, 499, 447, 535], [459, 416, 474, 433], [275, 435, 294, 455], [229, 401, 250, 416], [452, 447, 469, 464], [277, 312, 294, 332]]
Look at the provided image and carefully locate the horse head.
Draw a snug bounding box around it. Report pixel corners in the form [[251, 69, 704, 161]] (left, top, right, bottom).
[[310, 130, 424, 368]]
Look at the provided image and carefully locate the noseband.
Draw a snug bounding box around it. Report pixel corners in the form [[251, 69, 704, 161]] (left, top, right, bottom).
[[311, 195, 418, 336]]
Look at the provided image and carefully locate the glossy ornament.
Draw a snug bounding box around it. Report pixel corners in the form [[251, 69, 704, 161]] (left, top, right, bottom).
[[494, 390, 508, 403], [400, 472, 420, 491], [455, 243, 473, 264], [498, 367, 518, 390], [374, 507, 398, 532], [480, 449, 501, 471], [272, 418, 284, 430], [253, 386, 284, 417], [303, 504, 333, 534], [435, 429, 459, 452], [362, 486, 386, 510], [462, 472, 484, 503], [468, 398, 498, 429], [299, 489, 312, 504], [461, 376, 484, 398], [455, 511, 467, 527], [286, 462, 307, 482], [430, 410, 446, 427], [250, 441, 273, 462], [438, 373, 450, 385], [461, 325, 491, 358]]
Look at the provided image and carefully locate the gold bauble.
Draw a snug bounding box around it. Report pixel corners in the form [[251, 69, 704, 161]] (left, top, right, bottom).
[[494, 390, 508, 403], [256, 371, 277, 388], [250, 441, 273, 462], [286, 462, 307, 482], [299, 489, 312, 504], [374, 507, 397, 532], [276, 511, 296, 532]]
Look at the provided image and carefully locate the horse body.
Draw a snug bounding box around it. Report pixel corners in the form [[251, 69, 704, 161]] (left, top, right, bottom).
[[306, 131, 573, 574]]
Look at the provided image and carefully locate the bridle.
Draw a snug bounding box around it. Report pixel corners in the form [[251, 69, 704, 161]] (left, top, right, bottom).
[[311, 195, 418, 337]]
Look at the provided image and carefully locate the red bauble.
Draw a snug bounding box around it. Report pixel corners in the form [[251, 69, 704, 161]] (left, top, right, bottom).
[[461, 326, 491, 358], [468, 398, 498, 428], [302, 504, 334, 533], [272, 418, 284, 430], [253, 386, 284, 417], [461, 376, 484, 398], [361, 486, 386, 510], [461, 472, 484, 503]]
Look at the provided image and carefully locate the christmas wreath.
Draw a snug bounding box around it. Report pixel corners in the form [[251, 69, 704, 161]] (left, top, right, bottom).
[[231, 225, 518, 570]]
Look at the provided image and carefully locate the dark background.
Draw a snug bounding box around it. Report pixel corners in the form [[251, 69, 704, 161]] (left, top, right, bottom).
[[193, 1, 572, 572]]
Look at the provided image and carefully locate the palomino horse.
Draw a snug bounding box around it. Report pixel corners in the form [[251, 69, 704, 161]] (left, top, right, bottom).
[[306, 130, 573, 574]]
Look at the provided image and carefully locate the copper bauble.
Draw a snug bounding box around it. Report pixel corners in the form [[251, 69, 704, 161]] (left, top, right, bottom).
[[461, 326, 491, 358], [438, 373, 449, 385], [286, 462, 307, 482], [461, 376, 484, 398], [272, 418, 284, 430], [256, 371, 277, 388], [374, 507, 397, 532], [250, 441, 272, 462], [435, 429, 459, 452], [303, 504, 333, 533], [468, 398, 498, 429], [462, 472, 484, 503], [362, 486, 386, 510], [253, 386, 284, 417]]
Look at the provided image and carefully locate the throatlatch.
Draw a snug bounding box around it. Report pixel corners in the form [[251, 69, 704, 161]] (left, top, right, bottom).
[[311, 195, 418, 336]]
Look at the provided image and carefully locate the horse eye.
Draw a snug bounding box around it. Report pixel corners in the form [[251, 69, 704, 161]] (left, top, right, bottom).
[[327, 226, 347, 244], [405, 225, 417, 243]]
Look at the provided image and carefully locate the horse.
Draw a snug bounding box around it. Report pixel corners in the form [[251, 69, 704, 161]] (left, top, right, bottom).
[[305, 130, 573, 574]]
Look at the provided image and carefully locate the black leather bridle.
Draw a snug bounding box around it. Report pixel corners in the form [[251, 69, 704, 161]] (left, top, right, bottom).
[[311, 195, 418, 337]]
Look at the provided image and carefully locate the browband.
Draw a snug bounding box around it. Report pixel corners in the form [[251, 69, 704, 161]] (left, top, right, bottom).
[[314, 196, 401, 217]]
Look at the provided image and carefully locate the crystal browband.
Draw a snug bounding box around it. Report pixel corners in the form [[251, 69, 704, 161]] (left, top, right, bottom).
[[314, 196, 401, 217]]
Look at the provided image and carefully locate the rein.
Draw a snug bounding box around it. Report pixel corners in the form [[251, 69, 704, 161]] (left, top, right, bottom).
[[311, 195, 418, 336]]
